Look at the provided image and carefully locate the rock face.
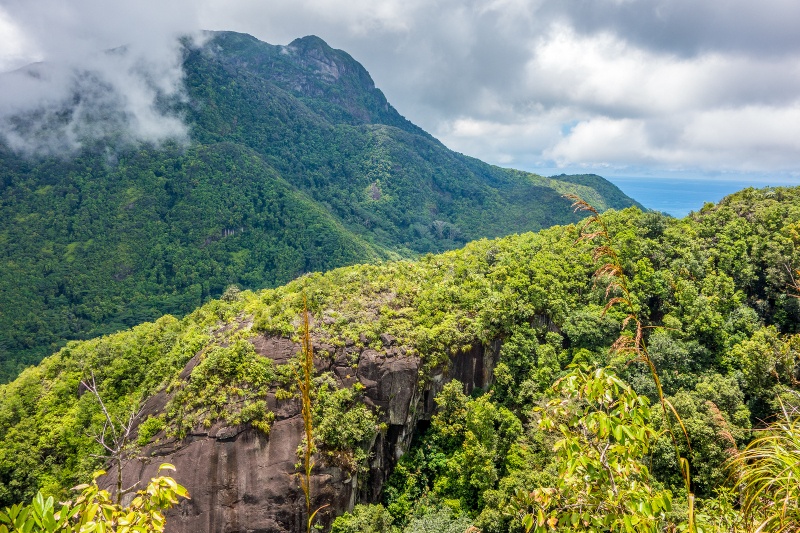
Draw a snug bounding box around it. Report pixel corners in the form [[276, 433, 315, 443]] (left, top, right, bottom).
[[111, 335, 499, 533]]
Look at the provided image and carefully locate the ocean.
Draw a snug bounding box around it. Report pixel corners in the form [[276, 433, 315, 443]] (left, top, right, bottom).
[[605, 176, 800, 219]]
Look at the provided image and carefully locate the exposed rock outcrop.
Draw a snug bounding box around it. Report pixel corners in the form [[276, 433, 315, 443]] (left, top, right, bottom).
[[110, 334, 499, 533]]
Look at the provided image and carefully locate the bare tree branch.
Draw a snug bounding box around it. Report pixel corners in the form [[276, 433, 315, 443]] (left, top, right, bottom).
[[81, 370, 143, 504]]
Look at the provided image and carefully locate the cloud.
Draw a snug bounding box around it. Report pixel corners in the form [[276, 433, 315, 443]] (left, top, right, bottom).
[[0, 8, 32, 72], [435, 109, 570, 168], [525, 25, 800, 115], [545, 104, 800, 174], [0, 0, 201, 154], [0, 0, 798, 178], [419, 18, 800, 177], [547, 0, 800, 58], [525, 25, 800, 175]]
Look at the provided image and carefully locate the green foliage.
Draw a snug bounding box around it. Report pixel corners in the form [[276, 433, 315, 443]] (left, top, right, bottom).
[[402, 508, 473, 533], [436, 393, 522, 510], [165, 339, 277, 438], [0, 464, 188, 533], [314, 378, 379, 471], [331, 503, 474, 533], [650, 374, 751, 497], [384, 381, 522, 526], [0, 31, 639, 384], [429, 381, 470, 449], [331, 504, 398, 533], [1, 185, 800, 530], [723, 327, 800, 416], [136, 415, 166, 446], [0, 141, 385, 384], [492, 326, 566, 408], [692, 488, 748, 533], [520, 365, 672, 532]]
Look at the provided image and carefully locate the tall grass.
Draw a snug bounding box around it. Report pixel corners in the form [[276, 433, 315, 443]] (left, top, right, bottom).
[[728, 408, 800, 532]]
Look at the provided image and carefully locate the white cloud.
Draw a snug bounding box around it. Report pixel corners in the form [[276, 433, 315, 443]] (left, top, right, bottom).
[[437, 22, 800, 175], [679, 104, 800, 171], [0, 0, 201, 153], [0, 7, 36, 71], [525, 25, 800, 115], [547, 117, 651, 165], [546, 103, 800, 173], [435, 109, 568, 168], [0, 0, 798, 178]]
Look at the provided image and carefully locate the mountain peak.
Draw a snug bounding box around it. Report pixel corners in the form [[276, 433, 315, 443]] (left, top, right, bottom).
[[201, 31, 422, 132], [287, 35, 334, 53], [285, 35, 364, 85]]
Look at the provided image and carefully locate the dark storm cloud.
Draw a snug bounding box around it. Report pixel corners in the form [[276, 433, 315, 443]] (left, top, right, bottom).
[[547, 0, 800, 58]]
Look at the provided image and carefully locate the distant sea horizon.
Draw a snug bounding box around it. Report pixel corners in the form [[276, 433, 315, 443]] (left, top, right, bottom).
[[604, 176, 800, 218]]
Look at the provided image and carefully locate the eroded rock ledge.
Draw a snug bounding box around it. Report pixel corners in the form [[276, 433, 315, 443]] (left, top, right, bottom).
[[112, 334, 498, 533]]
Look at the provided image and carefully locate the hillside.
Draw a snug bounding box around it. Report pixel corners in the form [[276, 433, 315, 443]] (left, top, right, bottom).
[[0, 186, 798, 532], [0, 31, 639, 382]]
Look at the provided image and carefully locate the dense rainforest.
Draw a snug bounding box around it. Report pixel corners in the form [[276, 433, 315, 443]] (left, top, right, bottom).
[[1, 186, 798, 532], [0, 31, 639, 383]]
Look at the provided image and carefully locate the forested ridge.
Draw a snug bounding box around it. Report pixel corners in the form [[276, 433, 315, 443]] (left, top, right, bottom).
[[0, 31, 639, 382], [1, 186, 799, 531]]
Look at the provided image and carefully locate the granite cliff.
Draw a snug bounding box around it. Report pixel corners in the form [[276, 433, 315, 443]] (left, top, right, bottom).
[[115, 331, 498, 532]]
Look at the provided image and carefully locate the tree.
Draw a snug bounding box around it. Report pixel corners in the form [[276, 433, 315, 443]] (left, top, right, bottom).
[[518, 365, 672, 532], [80, 371, 141, 505]]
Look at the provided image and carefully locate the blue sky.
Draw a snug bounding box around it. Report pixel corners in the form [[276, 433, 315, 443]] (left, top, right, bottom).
[[1, 0, 800, 184]]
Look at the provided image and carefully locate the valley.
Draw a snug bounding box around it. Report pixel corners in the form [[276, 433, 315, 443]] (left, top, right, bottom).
[[1, 30, 799, 533], [0, 32, 638, 383]]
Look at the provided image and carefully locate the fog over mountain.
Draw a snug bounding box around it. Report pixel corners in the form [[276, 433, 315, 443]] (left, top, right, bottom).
[[0, 0, 202, 153], [1, 0, 800, 178]]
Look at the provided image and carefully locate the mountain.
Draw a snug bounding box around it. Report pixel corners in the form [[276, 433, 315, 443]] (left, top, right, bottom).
[[0, 186, 798, 531], [0, 31, 641, 382]]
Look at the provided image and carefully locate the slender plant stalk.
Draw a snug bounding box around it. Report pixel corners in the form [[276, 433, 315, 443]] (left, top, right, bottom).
[[295, 294, 327, 533], [566, 195, 696, 532]]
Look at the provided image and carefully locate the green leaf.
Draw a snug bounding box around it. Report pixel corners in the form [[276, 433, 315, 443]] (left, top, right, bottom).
[[522, 513, 534, 533]]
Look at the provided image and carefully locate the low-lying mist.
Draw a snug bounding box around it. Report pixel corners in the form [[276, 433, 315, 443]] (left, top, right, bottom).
[[0, 0, 205, 155]]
